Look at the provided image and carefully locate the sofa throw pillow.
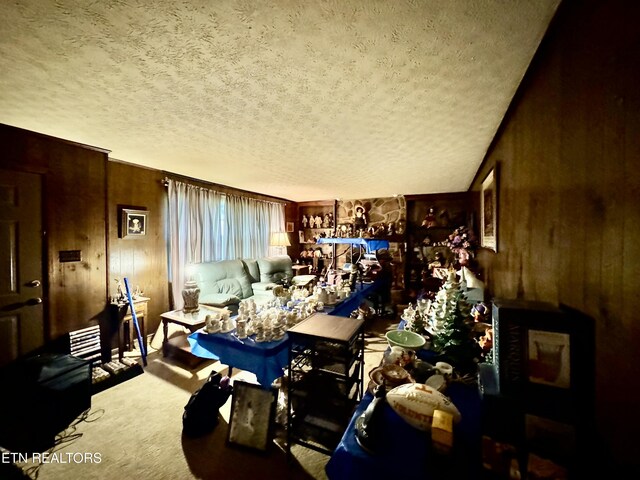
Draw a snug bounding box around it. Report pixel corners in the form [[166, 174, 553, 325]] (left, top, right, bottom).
[[258, 256, 293, 284], [243, 258, 261, 284]]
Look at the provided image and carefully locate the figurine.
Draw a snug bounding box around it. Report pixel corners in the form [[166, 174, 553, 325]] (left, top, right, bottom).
[[302, 215, 308, 228], [235, 319, 247, 339], [471, 302, 489, 323], [220, 310, 234, 333], [422, 207, 438, 228], [314, 215, 322, 228], [312, 248, 323, 272], [387, 222, 395, 236], [114, 278, 126, 302], [428, 251, 445, 269], [204, 314, 221, 334], [353, 206, 367, 232], [309, 215, 315, 228], [323, 213, 330, 228], [355, 382, 387, 453]]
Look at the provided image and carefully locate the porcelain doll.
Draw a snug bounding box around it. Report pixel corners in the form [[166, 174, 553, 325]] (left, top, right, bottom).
[[422, 207, 438, 228], [353, 206, 367, 232]]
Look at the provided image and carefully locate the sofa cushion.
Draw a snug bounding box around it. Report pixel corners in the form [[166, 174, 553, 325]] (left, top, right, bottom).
[[243, 258, 261, 284], [192, 259, 254, 300], [257, 255, 293, 284], [199, 293, 241, 307]]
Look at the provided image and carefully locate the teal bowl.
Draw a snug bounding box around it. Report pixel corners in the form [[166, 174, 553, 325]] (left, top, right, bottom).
[[385, 330, 426, 349]]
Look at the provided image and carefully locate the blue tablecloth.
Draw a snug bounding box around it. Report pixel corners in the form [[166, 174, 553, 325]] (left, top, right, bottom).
[[325, 382, 483, 479], [187, 330, 289, 387], [317, 237, 390, 253]]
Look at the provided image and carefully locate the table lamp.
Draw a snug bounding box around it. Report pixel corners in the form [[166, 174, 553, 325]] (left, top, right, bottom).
[[270, 231, 291, 247]]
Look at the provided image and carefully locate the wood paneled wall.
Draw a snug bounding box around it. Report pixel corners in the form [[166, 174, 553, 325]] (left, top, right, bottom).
[[1, 125, 294, 353], [0, 124, 109, 339], [470, 0, 640, 471], [107, 161, 169, 338]]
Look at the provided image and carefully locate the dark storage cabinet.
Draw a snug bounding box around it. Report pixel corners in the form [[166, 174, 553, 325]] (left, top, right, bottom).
[[0, 353, 91, 453], [286, 313, 364, 455]]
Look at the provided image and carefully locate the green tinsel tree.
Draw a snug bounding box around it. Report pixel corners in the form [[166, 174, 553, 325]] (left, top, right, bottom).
[[427, 271, 481, 373]]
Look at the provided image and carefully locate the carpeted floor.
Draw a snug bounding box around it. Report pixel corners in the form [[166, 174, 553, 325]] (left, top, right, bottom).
[[12, 316, 397, 480]]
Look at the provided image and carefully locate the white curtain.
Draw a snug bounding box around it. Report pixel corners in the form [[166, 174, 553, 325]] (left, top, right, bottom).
[[167, 179, 285, 309]]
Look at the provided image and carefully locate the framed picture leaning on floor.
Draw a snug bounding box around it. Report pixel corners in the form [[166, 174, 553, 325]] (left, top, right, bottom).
[[227, 381, 277, 452]]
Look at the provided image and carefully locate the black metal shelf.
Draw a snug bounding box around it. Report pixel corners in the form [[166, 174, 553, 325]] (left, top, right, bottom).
[[286, 313, 364, 457]]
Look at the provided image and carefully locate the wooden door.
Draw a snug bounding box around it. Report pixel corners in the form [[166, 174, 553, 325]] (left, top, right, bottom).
[[0, 169, 44, 366]]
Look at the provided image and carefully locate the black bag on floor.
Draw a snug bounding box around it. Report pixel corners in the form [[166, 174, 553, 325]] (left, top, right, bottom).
[[182, 372, 232, 437]]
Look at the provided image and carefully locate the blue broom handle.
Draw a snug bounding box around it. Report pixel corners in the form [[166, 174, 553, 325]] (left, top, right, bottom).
[[123, 277, 147, 366]]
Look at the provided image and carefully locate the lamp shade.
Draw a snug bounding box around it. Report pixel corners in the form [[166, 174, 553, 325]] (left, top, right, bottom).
[[270, 231, 291, 247]]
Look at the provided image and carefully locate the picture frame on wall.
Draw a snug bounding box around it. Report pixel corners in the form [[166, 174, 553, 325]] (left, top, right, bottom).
[[481, 166, 498, 251], [286, 221, 294, 233], [120, 208, 148, 239], [227, 381, 276, 452]]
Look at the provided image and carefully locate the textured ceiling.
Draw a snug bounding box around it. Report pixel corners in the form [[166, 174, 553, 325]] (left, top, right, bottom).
[[0, 0, 559, 202]]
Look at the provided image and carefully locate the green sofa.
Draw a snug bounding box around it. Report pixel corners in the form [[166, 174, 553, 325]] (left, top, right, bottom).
[[192, 255, 313, 312]]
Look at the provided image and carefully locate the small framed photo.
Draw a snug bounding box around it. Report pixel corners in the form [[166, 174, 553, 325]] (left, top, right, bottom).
[[120, 208, 148, 239], [298, 231, 305, 243], [527, 329, 570, 389], [481, 166, 498, 251], [227, 381, 276, 452], [286, 221, 294, 233]]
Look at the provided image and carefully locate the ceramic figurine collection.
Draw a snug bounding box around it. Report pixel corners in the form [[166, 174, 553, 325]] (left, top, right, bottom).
[[301, 207, 405, 242], [201, 283, 359, 342]]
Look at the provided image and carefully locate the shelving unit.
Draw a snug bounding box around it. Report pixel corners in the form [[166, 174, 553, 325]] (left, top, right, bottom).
[[404, 193, 477, 297], [297, 200, 337, 273], [286, 313, 365, 456]]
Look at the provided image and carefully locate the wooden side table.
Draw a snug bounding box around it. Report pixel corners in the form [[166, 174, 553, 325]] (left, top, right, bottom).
[[160, 305, 226, 358], [292, 264, 311, 276], [109, 296, 149, 361]]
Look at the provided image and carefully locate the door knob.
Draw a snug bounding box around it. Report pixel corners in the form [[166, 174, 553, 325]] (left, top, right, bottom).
[[26, 297, 43, 306], [26, 280, 41, 288]]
